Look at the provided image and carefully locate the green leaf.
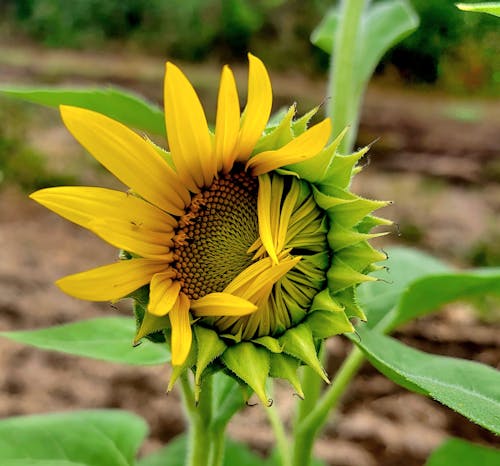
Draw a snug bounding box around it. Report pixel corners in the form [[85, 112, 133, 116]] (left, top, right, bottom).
[[0, 410, 147, 466], [357, 1, 419, 91], [310, 1, 419, 92], [138, 434, 269, 466], [425, 438, 500, 466], [353, 326, 500, 434], [0, 86, 165, 136], [310, 6, 340, 54], [0, 317, 169, 365], [357, 247, 450, 327], [391, 267, 500, 329], [456, 2, 500, 17], [1, 461, 86, 466]]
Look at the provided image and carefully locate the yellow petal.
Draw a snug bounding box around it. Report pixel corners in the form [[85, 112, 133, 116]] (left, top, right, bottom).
[[30, 186, 177, 233], [214, 65, 241, 173], [56, 259, 167, 301], [60, 106, 189, 215], [169, 293, 192, 366], [164, 62, 215, 191], [148, 271, 181, 316], [90, 218, 174, 260], [257, 174, 279, 264], [225, 254, 301, 305], [247, 118, 332, 176], [190, 292, 257, 316], [234, 54, 272, 162]]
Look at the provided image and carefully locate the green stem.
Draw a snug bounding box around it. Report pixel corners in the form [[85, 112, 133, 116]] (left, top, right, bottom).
[[291, 346, 365, 466], [181, 374, 213, 466], [265, 384, 292, 466], [208, 428, 226, 466], [327, 0, 367, 153]]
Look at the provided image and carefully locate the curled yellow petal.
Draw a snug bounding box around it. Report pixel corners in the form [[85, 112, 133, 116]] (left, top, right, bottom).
[[190, 292, 257, 316], [164, 62, 215, 191], [169, 293, 192, 366], [59, 106, 189, 215], [234, 53, 272, 162], [256, 174, 279, 264], [247, 118, 332, 176], [56, 259, 167, 301], [148, 271, 181, 316]]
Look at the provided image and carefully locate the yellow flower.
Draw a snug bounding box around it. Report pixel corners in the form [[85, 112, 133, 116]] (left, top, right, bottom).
[[30, 54, 333, 368]]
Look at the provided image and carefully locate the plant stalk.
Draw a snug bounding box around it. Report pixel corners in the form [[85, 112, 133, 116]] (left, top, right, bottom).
[[291, 346, 365, 466], [327, 0, 367, 153]]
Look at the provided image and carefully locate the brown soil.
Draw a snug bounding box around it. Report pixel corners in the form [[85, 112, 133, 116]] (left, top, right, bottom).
[[0, 45, 499, 465]]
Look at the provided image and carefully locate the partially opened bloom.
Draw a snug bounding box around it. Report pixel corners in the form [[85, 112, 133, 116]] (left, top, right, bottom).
[[31, 54, 389, 403]]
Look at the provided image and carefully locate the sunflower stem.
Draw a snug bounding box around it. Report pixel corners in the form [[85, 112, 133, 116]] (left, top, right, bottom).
[[181, 373, 213, 466], [291, 346, 365, 466], [208, 427, 226, 466], [327, 0, 367, 153], [264, 381, 292, 466]]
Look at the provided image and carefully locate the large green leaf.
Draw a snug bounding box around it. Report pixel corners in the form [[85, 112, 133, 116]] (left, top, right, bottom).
[[1, 461, 86, 466], [357, 247, 450, 327], [138, 434, 269, 466], [391, 267, 500, 329], [456, 2, 500, 17], [311, 1, 418, 91], [357, 1, 419, 91], [0, 86, 165, 136], [353, 326, 500, 434], [0, 317, 169, 365], [0, 410, 148, 466], [425, 438, 500, 466]]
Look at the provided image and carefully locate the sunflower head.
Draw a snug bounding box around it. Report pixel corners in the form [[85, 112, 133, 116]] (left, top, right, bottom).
[[30, 54, 390, 404]]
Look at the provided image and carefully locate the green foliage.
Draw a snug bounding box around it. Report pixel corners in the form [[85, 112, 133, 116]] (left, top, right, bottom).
[[456, 2, 500, 17], [0, 317, 170, 365], [0, 410, 147, 466], [425, 438, 500, 466], [0, 86, 166, 136], [353, 326, 500, 434]]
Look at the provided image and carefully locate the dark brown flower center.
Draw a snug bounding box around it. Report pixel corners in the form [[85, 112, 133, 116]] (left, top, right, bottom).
[[172, 170, 259, 300]]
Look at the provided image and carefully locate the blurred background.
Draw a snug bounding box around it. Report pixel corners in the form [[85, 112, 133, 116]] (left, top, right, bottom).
[[0, 1, 499, 465]]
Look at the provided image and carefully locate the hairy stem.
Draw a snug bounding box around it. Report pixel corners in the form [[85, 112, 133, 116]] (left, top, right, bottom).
[[265, 383, 292, 466]]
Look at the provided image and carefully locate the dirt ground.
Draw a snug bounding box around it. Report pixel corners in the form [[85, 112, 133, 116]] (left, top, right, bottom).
[[0, 45, 499, 465]]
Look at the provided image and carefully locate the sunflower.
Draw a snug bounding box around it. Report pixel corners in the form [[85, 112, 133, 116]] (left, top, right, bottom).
[[31, 54, 389, 403]]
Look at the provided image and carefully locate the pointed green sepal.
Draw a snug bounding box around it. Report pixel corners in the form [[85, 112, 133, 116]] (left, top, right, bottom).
[[334, 287, 366, 320], [253, 336, 283, 353], [312, 185, 354, 211], [134, 311, 170, 344], [356, 214, 393, 233], [307, 310, 354, 339], [279, 324, 329, 383], [291, 106, 319, 135], [221, 342, 271, 406], [194, 326, 227, 386], [254, 104, 295, 153], [321, 145, 369, 187], [337, 242, 388, 273], [269, 353, 304, 398], [328, 257, 377, 292], [286, 126, 348, 182], [328, 196, 390, 229], [311, 288, 344, 312], [327, 222, 387, 252]]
